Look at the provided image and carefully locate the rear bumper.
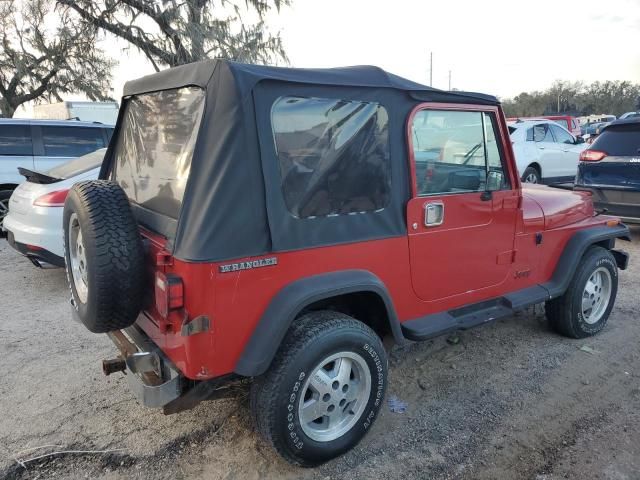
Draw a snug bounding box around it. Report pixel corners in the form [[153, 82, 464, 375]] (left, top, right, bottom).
[[3, 207, 65, 258], [5, 230, 65, 267], [105, 324, 238, 413], [105, 326, 184, 409], [575, 186, 640, 222]]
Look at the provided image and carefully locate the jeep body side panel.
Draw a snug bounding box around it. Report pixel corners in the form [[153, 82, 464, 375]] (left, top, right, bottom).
[[136, 235, 417, 380], [234, 270, 403, 376], [401, 222, 629, 341]]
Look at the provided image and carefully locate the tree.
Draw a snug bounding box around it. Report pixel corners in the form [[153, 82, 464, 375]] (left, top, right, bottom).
[[57, 0, 290, 71], [502, 80, 640, 118], [0, 0, 114, 118]]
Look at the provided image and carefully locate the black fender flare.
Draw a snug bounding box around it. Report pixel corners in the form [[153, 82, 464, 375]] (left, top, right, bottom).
[[234, 269, 404, 377], [543, 223, 630, 299]]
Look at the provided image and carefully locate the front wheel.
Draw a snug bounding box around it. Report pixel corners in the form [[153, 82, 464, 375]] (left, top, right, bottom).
[[250, 311, 388, 467], [546, 246, 618, 338], [522, 166, 541, 184]]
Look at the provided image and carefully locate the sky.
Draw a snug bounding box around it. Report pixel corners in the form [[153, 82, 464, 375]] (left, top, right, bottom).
[[15, 0, 640, 116]]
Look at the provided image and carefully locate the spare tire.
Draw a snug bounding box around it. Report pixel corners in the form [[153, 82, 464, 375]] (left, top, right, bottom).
[[63, 180, 145, 333]]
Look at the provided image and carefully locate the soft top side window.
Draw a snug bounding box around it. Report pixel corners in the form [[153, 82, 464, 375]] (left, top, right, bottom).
[[272, 96, 391, 219]]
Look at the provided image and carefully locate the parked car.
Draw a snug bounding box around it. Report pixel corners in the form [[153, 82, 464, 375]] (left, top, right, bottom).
[[3, 148, 104, 267], [62, 60, 630, 467], [579, 114, 616, 126], [508, 119, 587, 183], [0, 119, 113, 232], [581, 121, 602, 136], [508, 115, 581, 137], [575, 118, 640, 222], [34, 101, 119, 124], [619, 111, 640, 120], [544, 115, 582, 137], [581, 121, 615, 145]]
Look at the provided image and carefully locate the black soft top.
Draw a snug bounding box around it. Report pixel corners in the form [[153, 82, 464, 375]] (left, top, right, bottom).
[[106, 60, 500, 263], [123, 59, 498, 106]]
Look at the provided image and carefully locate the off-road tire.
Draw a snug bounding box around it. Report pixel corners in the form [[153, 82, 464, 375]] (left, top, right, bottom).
[[522, 166, 541, 184], [546, 246, 618, 338], [63, 180, 144, 333], [250, 311, 388, 467]]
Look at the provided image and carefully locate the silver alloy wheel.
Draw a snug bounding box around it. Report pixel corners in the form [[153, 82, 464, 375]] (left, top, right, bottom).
[[0, 198, 8, 228], [298, 351, 372, 442], [525, 172, 539, 183], [581, 266, 612, 324], [68, 213, 89, 303]]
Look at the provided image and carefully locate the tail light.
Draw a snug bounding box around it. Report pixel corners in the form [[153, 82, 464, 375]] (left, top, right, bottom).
[[33, 189, 70, 207], [580, 150, 607, 162], [155, 272, 184, 318]]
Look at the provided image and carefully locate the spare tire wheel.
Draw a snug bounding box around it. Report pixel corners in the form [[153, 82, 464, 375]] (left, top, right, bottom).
[[63, 180, 145, 333]]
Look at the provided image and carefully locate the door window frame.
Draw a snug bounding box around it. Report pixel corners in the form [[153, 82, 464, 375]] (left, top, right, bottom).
[[406, 103, 518, 198]]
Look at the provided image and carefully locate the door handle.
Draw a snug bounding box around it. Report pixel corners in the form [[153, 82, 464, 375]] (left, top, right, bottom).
[[424, 202, 444, 227], [538, 146, 545, 150]]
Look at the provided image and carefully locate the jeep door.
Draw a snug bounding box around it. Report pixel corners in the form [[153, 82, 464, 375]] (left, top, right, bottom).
[[407, 105, 519, 304]]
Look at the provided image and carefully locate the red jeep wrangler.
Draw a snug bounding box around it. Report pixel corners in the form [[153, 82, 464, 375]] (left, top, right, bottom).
[[63, 60, 630, 466]]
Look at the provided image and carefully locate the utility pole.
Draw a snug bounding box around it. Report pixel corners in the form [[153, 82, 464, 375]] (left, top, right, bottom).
[[429, 52, 433, 87], [448, 70, 452, 91]]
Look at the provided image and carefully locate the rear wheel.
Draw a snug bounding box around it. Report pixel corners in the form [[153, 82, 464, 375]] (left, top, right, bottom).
[[522, 166, 541, 184], [250, 311, 388, 466], [0, 189, 12, 234], [546, 246, 618, 338]]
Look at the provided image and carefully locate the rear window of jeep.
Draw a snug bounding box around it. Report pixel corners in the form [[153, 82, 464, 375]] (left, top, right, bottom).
[[272, 96, 391, 219], [112, 86, 205, 219], [592, 125, 640, 156]]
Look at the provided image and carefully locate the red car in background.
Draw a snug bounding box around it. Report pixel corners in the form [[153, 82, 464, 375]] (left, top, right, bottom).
[[508, 115, 581, 137]]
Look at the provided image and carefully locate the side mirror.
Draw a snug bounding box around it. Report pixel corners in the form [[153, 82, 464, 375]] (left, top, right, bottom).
[[486, 170, 504, 191], [575, 136, 585, 145]]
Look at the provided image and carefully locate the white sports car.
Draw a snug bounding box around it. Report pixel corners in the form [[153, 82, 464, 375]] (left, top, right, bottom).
[[508, 119, 588, 184], [3, 148, 104, 267]]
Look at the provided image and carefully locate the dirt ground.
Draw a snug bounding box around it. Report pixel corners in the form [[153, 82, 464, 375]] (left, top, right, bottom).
[[1, 226, 639, 480]]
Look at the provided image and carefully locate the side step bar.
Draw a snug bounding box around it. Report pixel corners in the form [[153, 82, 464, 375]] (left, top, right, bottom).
[[401, 285, 550, 342]]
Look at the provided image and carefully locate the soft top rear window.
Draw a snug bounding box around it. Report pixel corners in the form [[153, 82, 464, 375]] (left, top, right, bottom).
[[47, 148, 105, 179], [592, 125, 640, 156], [113, 86, 205, 219]]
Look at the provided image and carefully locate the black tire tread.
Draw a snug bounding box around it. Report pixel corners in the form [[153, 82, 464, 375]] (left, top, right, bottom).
[[64, 180, 144, 333], [546, 246, 616, 338], [522, 165, 541, 183], [250, 311, 383, 466]]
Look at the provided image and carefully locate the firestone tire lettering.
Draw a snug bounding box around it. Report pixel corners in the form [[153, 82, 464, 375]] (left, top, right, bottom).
[[250, 311, 388, 467]]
